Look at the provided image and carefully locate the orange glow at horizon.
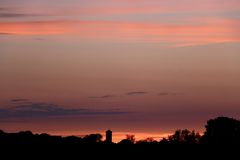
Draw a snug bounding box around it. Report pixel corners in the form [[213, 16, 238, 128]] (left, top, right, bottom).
[[41, 130, 174, 143]]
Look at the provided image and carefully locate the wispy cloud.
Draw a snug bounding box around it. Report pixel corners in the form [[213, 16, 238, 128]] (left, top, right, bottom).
[[158, 93, 170, 96], [0, 20, 72, 35], [88, 95, 116, 99], [0, 13, 32, 18], [2, 0, 238, 17], [0, 18, 239, 46], [126, 91, 148, 96], [0, 13, 47, 19], [0, 100, 129, 121], [10, 99, 29, 102], [0, 6, 47, 18], [0, 32, 15, 35], [158, 92, 179, 96]]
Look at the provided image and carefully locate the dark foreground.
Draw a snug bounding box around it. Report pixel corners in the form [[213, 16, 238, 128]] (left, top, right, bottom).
[[1, 143, 239, 159], [1, 116, 240, 159]]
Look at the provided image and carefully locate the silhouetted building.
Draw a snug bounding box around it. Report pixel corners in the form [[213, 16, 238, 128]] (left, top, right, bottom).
[[106, 130, 112, 143]]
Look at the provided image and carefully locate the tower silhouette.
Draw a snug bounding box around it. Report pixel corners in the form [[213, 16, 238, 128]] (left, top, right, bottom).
[[106, 130, 112, 143]]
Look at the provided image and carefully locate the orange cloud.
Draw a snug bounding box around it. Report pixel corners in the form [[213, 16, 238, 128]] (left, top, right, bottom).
[[1, 19, 239, 46], [0, 20, 72, 35]]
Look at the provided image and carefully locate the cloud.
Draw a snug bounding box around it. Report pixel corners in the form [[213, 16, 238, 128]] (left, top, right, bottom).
[[158, 92, 179, 96], [0, 7, 44, 18], [0, 32, 15, 35], [0, 101, 128, 121], [158, 93, 170, 96], [0, 13, 31, 18], [10, 99, 29, 102], [0, 7, 10, 11], [0, 20, 72, 35], [1, 18, 239, 46], [126, 91, 147, 96], [88, 95, 116, 99]]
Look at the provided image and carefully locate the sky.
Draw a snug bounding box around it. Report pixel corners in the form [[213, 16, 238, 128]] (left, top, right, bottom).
[[0, 0, 240, 142]]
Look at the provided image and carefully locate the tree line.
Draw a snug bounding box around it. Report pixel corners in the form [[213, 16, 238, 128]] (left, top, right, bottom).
[[1, 116, 240, 146]]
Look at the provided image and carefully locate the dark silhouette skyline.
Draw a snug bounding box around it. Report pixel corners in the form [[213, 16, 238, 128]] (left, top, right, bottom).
[[1, 116, 240, 146], [1, 116, 240, 159]]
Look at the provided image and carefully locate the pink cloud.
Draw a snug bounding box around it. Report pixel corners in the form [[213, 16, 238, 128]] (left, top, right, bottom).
[[18, 0, 240, 18], [0, 20, 72, 35], [1, 18, 239, 47]]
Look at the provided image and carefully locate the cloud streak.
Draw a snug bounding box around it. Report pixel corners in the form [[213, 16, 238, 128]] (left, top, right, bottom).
[[0, 32, 15, 35], [0, 101, 128, 121], [2, 0, 239, 17], [10, 99, 29, 102], [0, 7, 45, 19], [126, 91, 148, 96], [0, 13, 33, 18], [0, 18, 239, 46], [158, 92, 180, 96], [88, 95, 116, 99]]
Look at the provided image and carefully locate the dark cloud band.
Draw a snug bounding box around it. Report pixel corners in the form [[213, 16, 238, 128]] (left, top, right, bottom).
[[0, 101, 129, 121], [126, 91, 147, 96]]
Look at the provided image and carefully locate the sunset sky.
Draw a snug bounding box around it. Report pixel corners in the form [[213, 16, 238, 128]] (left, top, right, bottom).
[[0, 0, 240, 142]]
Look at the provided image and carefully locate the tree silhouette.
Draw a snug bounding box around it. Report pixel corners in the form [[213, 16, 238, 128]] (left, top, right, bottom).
[[83, 134, 103, 144], [167, 129, 201, 145], [1, 116, 240, 148], [136, 137, 158, 145], [159, 138, 169, 145], [126, 134, 135, 143], [118, 134, 135, 145], [201, 116, 240, 145]]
